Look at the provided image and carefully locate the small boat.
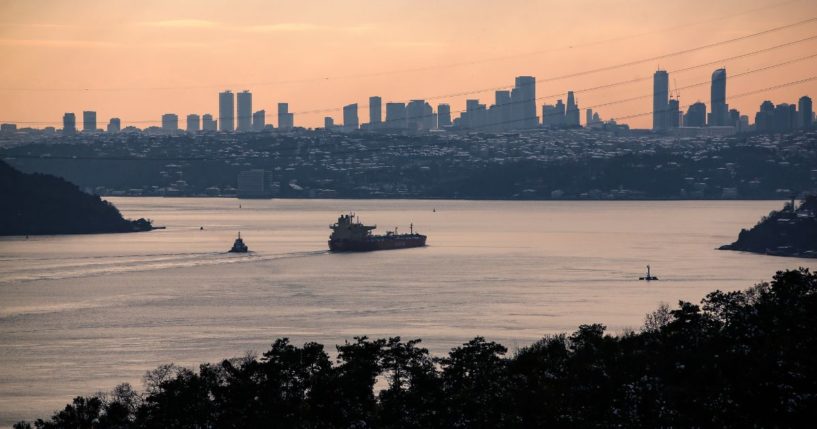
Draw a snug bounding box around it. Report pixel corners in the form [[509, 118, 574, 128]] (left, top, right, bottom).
[[229, 232, 249, 253], [639, 265, 658, 281]]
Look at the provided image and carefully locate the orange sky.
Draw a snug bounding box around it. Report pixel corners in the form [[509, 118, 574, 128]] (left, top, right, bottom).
[[0, 0, 815, 129]]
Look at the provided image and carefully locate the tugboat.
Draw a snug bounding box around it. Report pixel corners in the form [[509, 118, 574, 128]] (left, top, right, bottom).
[[329, 213, 427, 252], [639, 265, 659, 281], [229, 232, 249, 253]]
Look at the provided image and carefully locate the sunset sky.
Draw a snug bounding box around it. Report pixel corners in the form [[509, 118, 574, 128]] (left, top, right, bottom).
[[1, 0, 815, 129]]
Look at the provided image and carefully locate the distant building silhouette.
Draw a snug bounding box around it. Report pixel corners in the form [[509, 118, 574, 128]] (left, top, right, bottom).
[[566, 91, 580, 127], [82, 111, 96, 132], [107, 118, 121, 133], [494, 90, 512, 131], [799, 96, 813, 129], [237, 90, 252, 132], [385, 102, 406, 129], [252, 110, 266, 131], [278, 103, 294, 129], [406, 100, 433, 131], [709, 68, 728, 126], [63, 112, 76, 134], [512, 76, 537, 129], [369, 96, 382, 126], [684, 102, 707, 127], [202, 114, 217, 131], [343, 103, 359, 131], [653, 70, 669, 130], [755, 101, 776, 132], [219, 90, 235, 132], [437, 104, 451, 128], [186, 114, 200, 132], [237, 169, 274, 198], [324, 116, 335, 130], [161, 114, 178, 131], [542, 100, 566, 127], [668, 98, 680, 128]]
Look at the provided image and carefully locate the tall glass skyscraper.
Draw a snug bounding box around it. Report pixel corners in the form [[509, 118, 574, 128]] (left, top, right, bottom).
[[653, 70, 669, 130], [219, 90, 235, 132], [237, 90, 252, 132], [710, 68, 727, 126]]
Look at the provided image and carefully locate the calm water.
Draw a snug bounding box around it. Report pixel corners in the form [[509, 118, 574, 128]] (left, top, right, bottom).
[[0, 198, 814, 425]]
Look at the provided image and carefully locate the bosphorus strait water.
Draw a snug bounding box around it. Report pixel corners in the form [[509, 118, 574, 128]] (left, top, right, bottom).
[[0, 198, 814, 425]]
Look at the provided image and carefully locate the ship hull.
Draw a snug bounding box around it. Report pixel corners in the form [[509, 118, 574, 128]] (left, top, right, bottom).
[[329, 235, 427, 252]]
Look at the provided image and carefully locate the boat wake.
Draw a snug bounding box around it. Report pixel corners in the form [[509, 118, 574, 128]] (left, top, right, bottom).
[[0, 250, 328, 284]]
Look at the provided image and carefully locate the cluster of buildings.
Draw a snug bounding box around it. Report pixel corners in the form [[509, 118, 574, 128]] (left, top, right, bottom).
[[6, 70, 811, 137], [652, 68, 814, 135]]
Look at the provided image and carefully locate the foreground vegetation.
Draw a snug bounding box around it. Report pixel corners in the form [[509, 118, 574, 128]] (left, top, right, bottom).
[[18, 269, 817, 428]]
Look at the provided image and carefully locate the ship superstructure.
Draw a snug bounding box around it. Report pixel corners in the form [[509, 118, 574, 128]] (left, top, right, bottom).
[[329, 213, 426, 252]]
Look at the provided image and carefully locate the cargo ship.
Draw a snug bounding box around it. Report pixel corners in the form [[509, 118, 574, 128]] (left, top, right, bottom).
[[329, 213, 427, 252]]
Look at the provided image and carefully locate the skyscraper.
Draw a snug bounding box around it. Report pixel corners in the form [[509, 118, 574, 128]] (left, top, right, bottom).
[[252, 110, 266, 131], [369, 96, 382, 126], [668, 98, 680, 128], [186, 114, 201, 132], [202, 114, 217, 131], [799, 96, 813, 129], [82, 111, 96, 132], [278, 103, 294, 129], [343, 103, 359, 130], [512, 76, 537, 129], [324, 117, 335, 129], [566, 92, 580, 127], [710, 68, 728, 126], [237, 90, 252, 132], [653, 70, 669, 130], [63, 112, 76, 134], [385, 102, 406, 129], [219, 90, 235, 132], [161, 114, 178, 131], [437, 104, 451, 128], [684, 102, 707, 127], [107, 118, 121, 133]]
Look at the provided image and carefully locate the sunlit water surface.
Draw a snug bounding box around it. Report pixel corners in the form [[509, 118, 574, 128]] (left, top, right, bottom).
[[1, 198, 814, 425]]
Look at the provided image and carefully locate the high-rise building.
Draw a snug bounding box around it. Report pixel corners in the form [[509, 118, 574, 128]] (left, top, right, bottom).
[[252, 110, 266, 131], [709, 68, 728, 126], [161, 114, 179, 131], [542, 99, 566, 127], [385, 102, 406, 129], [237, 90, 252, 132], [566, 92, 580, 127], [237, 169, 274, 198], [406, 100, 433, 131], [653, 70, 669, 130], [186, 114, 201, 132], [63, 113, 76, 134], [755, 101, 775, 132], [107, 118, 121, 133], [437, 104, 451, 128], [799, 96, 813, 129], [343, 103, 359, 130], [585, 109, 594, 126], [82, 111, 96, 132], [219, 90, 235, 132], [369, 96, 382, 126], [668, 98, 680, 128], [202, 114, 217, 131], [512, 76, 537, 129], [324, 117, 335, 129], [684, 102, 707, 127], [278, 103, 294, 129]]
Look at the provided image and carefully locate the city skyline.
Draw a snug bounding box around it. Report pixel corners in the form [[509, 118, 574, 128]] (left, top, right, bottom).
[[1, 0, 816, 129]]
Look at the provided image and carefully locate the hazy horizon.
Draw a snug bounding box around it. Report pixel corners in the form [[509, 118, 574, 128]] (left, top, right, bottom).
[[1, 0, 816, 129]]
